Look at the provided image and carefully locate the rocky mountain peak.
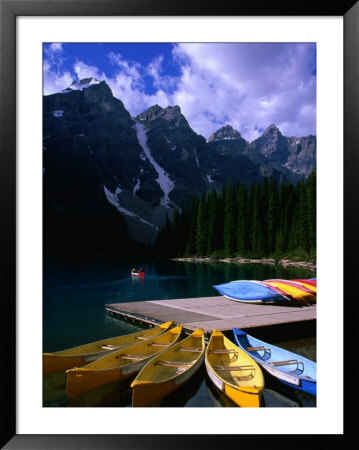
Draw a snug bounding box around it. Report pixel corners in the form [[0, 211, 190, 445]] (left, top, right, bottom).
[[263, 123, 281, 135], [136, 104, 163, 121], [208, 124, 243, 142], [162, 105, 182, 121], [43, 85, 316, 251], [136, 104, 183, 123]]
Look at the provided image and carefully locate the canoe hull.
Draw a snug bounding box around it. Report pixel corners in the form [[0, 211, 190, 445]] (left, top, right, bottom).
[[66, 360, 147, 400], [205, 360, 261, 407], [213, 280, 288, 304], [281, 378, 316, 397], [292, 278, 317, 288], [66, 325, 183, 399], [131, 329, 205, 407], [233, 328, 316, 396], [132, 353, 204, 407], [43, 351, 114, 377], [265, 279, 316, 304], [205, 329, 264, 407], [43, 320, 174, 376], [66, 367, 125, 400]]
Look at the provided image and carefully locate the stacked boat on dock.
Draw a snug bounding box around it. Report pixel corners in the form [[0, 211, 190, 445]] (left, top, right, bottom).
[[213, 278, 316, 305], [43, 315, 317, 406]]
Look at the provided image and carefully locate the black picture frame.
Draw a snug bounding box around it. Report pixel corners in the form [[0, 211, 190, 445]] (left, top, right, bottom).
[[1, 0, 356, 448]]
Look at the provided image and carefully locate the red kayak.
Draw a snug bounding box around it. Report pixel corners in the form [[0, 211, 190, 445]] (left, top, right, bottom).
[[292, 278, 316, 287], [131, 271, 145, 277]]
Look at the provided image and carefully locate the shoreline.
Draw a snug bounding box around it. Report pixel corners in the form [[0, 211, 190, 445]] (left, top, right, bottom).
[[171, 256, 316, 272]]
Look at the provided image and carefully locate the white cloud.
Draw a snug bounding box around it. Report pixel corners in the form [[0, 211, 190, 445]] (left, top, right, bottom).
[[73, 60, 103, 81], [170, 43, 316, 141], [49, 43, 63, 52], [43, 43, 316, 141]]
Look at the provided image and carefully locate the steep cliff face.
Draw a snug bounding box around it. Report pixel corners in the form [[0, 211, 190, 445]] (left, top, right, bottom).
[[43, 79, 316, 251], [136, 104, 210, 206], [207, 123, 316, 183], [248, 124, 316, 178], [286, 134, 317, 176]]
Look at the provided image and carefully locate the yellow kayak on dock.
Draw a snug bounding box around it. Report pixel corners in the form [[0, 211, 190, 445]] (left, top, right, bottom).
[[131, 328, 205, 407], [43, 320, 174, 376], [265, 279, 316, 305], [66, 324, 183, 399], [205, 329, 264, 407]]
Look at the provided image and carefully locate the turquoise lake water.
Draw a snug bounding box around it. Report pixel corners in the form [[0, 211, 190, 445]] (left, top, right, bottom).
[[43, 259, 316, 407]]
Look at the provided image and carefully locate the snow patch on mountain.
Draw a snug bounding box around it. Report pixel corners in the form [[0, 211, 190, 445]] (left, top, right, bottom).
[[104, 185, 158, 229], [134, 120, 175, 208], [133, 178, 141, 195], [194, 148, 200, 168], [62, 78, 101, 93]]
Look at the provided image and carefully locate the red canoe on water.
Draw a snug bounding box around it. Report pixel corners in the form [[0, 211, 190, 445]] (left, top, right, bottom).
[[131, 271, 145, 277]]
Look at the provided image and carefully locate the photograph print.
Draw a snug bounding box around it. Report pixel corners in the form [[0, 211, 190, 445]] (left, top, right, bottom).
[[42, 42, 317, 408]]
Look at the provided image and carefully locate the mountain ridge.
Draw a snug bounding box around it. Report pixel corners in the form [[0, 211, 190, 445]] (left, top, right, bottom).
[[43, 79, 316, 254]]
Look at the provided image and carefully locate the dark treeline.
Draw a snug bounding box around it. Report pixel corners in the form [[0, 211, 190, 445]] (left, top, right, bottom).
[[154, 168, 316, 261]]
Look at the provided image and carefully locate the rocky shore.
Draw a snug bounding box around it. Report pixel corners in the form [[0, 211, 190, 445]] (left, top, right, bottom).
[[171, 256, 316, 272]]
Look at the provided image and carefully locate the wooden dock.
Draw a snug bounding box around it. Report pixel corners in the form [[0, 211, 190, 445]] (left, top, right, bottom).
[[105, 296, 316, 340]]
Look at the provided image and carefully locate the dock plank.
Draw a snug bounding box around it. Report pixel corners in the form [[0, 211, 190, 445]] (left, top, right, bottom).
[[106, 296, 316, 335]]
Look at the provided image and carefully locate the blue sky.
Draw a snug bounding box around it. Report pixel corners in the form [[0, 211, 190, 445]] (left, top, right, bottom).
[[43, 42, 316, 141]]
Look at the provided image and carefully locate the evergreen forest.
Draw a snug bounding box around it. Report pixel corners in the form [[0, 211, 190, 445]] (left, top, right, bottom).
[[154, 169, 316, 261]]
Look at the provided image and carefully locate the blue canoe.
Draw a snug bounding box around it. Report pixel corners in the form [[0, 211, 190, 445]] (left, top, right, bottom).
[[213, 280, 289, 304], [233, 328, 316, 396]]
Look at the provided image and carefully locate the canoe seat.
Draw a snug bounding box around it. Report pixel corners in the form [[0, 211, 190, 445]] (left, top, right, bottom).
[[155, 360, 193, 368], [147, 342, 171, 347], [233, 373, 255, 381], [136, 336, 152, 340], [118, 354, 148, 361], [209, 349, 238, 355], [269, 359, 303, 367], [176, 347, 203, 353], [246, 346, 270, 352], [101, 345, 121, 350], [214, 365, 255, 371]]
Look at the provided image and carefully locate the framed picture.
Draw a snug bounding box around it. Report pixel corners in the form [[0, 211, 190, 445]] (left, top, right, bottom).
[[1, 0, 356, 448]]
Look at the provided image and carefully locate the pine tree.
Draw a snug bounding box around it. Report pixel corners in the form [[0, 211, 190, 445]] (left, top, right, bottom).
[[153, 170, 316, 261], [267, 177, 279, 255], [223, 180, 237, 256], [170, 208, 181, 256], [236, 183, 248, 255], [307, 167, 316, 255], [247, 182, 256, 254], [195, 193, 208, 256], [184, 194, 199, 256], [251, 183, 265, 256], [207, 188, 218, 255]]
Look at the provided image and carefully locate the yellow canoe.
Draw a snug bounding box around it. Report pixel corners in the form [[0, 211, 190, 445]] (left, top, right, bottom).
[[66, 324, 183, 399], [205, 329, 264, 407], [131, 328, 205, 407], [265, 279, 316, 305], [292, 280, 317, 293], [43, 320, 174, 376]]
